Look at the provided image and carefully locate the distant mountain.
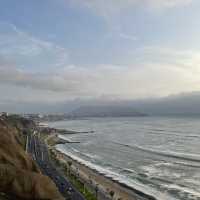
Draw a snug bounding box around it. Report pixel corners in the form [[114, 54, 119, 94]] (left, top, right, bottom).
[[67, 105, 147, 118], [4, 91, 200, 116], [126, 91, 200, 116]]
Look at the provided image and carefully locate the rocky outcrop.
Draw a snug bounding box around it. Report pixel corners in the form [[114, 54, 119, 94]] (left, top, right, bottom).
[[0, 115, 64, 200]]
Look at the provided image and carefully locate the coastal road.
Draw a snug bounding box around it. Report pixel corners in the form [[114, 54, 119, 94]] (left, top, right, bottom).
[[27, 133, 85, 200]]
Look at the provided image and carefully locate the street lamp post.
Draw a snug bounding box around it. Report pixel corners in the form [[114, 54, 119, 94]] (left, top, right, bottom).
[[95, 184, 99, 200]]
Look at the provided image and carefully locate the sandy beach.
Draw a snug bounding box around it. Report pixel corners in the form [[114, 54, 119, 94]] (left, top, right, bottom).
[[49, 144, 156, 200]]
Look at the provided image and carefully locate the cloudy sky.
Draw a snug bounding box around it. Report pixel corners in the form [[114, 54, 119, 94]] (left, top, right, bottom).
[[0, 0, 200, 112]]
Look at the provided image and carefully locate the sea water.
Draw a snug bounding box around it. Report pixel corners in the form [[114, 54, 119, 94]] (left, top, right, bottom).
[[49, 116, 200, 200]]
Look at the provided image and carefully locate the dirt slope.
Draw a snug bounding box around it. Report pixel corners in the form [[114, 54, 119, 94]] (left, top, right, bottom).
[[0, 115, 64, 200]]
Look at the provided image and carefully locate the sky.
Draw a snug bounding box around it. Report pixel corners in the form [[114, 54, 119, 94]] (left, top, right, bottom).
[[0, 0, 200, 112]]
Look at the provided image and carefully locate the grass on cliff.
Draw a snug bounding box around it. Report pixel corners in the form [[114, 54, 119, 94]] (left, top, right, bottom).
[[0, 116, 64, 200]]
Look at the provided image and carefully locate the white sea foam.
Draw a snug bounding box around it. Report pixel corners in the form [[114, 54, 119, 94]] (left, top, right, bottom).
[[71, 147, 80, 153], [82, 152, 100, 159], [164, 184, 200, 199], [121, 168, 137, 174], [49, 117, 200, 200], [56, 145, 175, 200], [58, 135, 80, 143], [141, 162, 183, 179], [58, 135, 73, 142]]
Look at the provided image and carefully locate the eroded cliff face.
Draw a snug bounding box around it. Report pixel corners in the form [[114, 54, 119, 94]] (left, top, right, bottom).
[[0, 115, 64, 200]]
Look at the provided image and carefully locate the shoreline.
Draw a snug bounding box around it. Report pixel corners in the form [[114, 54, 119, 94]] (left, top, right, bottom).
[[45, 130, 157, 200], [52, 148, 157, 200]]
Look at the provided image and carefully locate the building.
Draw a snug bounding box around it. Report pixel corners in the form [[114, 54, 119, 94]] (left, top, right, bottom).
[[0, 112, 8, 117]]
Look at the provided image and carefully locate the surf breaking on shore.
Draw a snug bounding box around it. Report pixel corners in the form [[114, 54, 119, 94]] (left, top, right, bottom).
[[54, 143, 174, 200], [46, 117, 200, 200]]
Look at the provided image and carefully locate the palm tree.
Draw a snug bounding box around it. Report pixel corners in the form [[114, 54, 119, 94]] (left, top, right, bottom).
[[109, 190, 115, 199], [95, 184, 99, 199], [67, 161, 72, 176]]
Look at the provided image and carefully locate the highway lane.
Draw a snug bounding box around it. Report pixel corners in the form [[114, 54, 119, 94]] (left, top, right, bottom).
[[28, 133, 85, 200]]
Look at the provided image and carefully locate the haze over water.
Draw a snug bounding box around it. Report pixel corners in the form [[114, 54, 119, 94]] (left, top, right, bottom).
[[49, 117, 200, 200]]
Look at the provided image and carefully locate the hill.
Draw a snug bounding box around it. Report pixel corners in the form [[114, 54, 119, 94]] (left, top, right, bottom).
[[67, 105, 147, 118], [0, 115, 64, 200]]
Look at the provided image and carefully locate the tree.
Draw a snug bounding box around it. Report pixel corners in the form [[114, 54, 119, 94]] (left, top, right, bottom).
[[109, 190, 115, 199], [67, 161, 72, 176], [95, 184, 99, 199]]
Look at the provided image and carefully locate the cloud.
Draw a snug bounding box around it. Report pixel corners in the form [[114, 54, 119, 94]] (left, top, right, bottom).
[[0, 55, 200, 101], [144, 0, 193, 9], [0, 66, 78, 93], [0, 22, 69, 69], [133, 46, 200, 73], [0, 22, 199, 103], [70, 0, 193, 18], [118, 33, 138, 41]]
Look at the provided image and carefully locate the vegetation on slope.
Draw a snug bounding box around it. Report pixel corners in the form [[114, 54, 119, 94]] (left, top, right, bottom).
[[0, 115, 64, 200]]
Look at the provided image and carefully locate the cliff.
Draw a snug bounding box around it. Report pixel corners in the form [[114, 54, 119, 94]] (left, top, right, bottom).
[[0, 115, 64, 200]]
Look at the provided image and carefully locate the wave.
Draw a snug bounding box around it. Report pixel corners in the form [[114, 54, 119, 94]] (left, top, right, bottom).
[[56, 145, 175, 200], [147, 130, 200, 139], [164, 184, 200, 199], [64, 145, 100, 160], [82, 152, 100, 159], [58, 144, 200, 200], [149, 128, 166, 132], [120, 168, 137, 174], [113, 142, 200, 163], [58, 135, 73, 142]]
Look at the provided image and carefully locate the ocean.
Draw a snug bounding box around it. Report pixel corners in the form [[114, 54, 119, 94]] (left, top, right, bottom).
[[49, 116, 200, 200]]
